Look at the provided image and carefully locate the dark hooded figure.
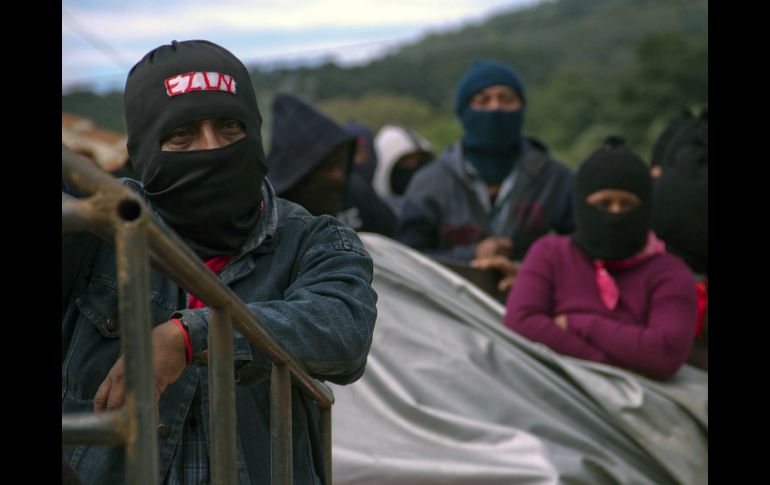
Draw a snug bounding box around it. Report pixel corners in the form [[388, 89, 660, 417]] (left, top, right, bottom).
[[650, 108, 708, 370], [504, 139, 697, 379], [343, 120, 378, 184], [651, 109, 708, 276], [649, 108, 695, 179], [62, 40, 377, 484], [267, 93, 396, 236]]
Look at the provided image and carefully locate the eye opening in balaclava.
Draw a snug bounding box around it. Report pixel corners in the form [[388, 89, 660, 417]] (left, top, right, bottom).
[[571, 139, 653, 261], [158, 116, 247, 151], [123, 39, 268, 259]]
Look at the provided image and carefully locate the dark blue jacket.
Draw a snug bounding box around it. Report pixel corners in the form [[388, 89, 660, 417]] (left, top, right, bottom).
[[338, 172, 396, 236], [395, 139, 575, 261], [62, 178, 377, 484]]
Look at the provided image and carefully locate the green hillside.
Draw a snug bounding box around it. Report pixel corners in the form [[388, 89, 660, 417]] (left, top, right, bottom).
[[62, 0, 708, 166]]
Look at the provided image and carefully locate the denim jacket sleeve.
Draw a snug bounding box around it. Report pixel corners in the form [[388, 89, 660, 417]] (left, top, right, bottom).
[[174, 215, 377, 386]]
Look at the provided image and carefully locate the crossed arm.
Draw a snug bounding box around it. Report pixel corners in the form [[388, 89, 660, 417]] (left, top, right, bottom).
[[503, 239, 696, 379]]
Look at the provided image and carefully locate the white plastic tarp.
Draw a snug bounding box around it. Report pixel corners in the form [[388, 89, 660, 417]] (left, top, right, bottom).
[[330, 234, 708, 485]]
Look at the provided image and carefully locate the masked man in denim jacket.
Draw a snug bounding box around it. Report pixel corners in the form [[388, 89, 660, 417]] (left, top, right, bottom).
[[62, 40, 377, 484]]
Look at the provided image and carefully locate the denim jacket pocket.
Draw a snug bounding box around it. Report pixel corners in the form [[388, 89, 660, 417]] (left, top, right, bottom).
[[75, 276, 121, 338], [75, 275, 179, 338]]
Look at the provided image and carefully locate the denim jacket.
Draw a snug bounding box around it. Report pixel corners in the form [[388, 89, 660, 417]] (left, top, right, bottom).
[[62, 179, 377, 484]]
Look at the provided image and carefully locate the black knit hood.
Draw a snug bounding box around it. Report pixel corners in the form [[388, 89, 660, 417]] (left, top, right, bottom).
[[572, 142, 653, 261], [123, 40, 267, 259], [124, 39, 265, 179]]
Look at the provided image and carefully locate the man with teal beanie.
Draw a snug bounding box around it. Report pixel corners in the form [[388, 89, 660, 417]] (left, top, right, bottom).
[[395, 59, 575, 295], [454, 60, 527, 185]]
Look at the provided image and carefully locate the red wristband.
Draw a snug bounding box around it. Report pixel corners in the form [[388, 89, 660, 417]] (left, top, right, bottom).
[[171, 318, 193, 364]]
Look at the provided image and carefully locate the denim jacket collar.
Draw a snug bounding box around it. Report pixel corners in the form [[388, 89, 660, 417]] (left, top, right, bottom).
[[236, 178, 279, 256], [218, 180, 280, 284], [125, 177, 279, 285]]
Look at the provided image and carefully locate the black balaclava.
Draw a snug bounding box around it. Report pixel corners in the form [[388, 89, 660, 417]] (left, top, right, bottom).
[[652, 109, 708, 273], [571, 142, 653, 261], [124, 40, 267, 259], [390, 164, 417, 195]]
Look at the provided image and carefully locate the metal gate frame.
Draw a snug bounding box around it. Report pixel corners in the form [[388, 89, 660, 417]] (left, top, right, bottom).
[[61, 145, 334, 485]]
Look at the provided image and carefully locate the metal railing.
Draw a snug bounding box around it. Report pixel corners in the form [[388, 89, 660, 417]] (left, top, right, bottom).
[[61, 145, 335, 485]]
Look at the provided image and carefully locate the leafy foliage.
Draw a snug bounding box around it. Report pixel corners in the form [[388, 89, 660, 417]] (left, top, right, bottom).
[[62, 0, 707, 167], [61, 90, 125, 133]]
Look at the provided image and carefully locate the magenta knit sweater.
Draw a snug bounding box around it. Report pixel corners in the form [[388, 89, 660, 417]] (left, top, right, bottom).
[[504, 234, 697, 379]]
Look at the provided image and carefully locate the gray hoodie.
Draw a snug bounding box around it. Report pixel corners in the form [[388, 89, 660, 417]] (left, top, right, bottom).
[[372, 124, 434, 215], [395, 138, 575, 261]]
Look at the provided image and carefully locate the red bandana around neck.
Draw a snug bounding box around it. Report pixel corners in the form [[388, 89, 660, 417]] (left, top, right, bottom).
[[185, 200, 263, 309], [593, 231, 665, 311], [188, 254, 233, 309]]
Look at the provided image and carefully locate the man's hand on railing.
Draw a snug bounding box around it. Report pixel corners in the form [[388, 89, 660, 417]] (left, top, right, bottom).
[[93, 321, 188, 412]]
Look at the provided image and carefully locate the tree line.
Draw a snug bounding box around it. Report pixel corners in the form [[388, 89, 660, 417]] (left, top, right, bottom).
[[62, 0, 707, 167]]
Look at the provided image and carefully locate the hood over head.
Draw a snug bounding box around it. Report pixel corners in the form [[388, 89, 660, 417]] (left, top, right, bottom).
[[372, 124, 434, 197], [266, 93, 355, 195]]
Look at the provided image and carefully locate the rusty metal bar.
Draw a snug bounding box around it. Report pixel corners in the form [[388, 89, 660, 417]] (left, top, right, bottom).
[[208, 306, 237, 485], [145, 223, 336, 407], [62, 144, 124, 196], [62, 410, 127, 446], [271, 363, 293, 485], [114, 199, 159, 485], [145, 223, 231, 308], [62, 193, 111, 234], [64, 145, 334, 407], [62, 192, 181, 287], [320, 406, 333, 485], [63, 143, 338, 482]]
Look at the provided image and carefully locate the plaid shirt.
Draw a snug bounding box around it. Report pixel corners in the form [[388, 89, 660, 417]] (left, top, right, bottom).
[[167, 255, 233, 485], [165, 386, 210, 484]]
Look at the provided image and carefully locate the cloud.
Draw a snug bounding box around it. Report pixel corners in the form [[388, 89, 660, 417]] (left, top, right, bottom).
[[64, 0, 526, 41], [62, 0, 539, 90]]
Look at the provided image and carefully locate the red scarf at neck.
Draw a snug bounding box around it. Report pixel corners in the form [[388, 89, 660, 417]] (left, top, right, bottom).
[[594, 231, 665, 310], [188, 254, 233, 309]]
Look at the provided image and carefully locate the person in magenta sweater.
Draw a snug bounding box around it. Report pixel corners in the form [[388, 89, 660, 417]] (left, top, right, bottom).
[[503, 138, 697, 380]]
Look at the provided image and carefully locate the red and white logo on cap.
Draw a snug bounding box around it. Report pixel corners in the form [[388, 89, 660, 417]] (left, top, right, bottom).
[[164, 72, 237, 97]]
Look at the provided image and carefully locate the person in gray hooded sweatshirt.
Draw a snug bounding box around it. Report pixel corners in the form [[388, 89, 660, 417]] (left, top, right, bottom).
[[372, 123, 434, 216], [394, 60, 575, 292]]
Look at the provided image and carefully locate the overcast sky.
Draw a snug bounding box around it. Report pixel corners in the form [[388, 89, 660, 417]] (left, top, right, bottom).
[[62, 0, 541, 93]]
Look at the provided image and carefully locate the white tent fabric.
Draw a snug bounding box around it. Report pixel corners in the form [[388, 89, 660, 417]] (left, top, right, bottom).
[[330, 234, 707, 484]]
